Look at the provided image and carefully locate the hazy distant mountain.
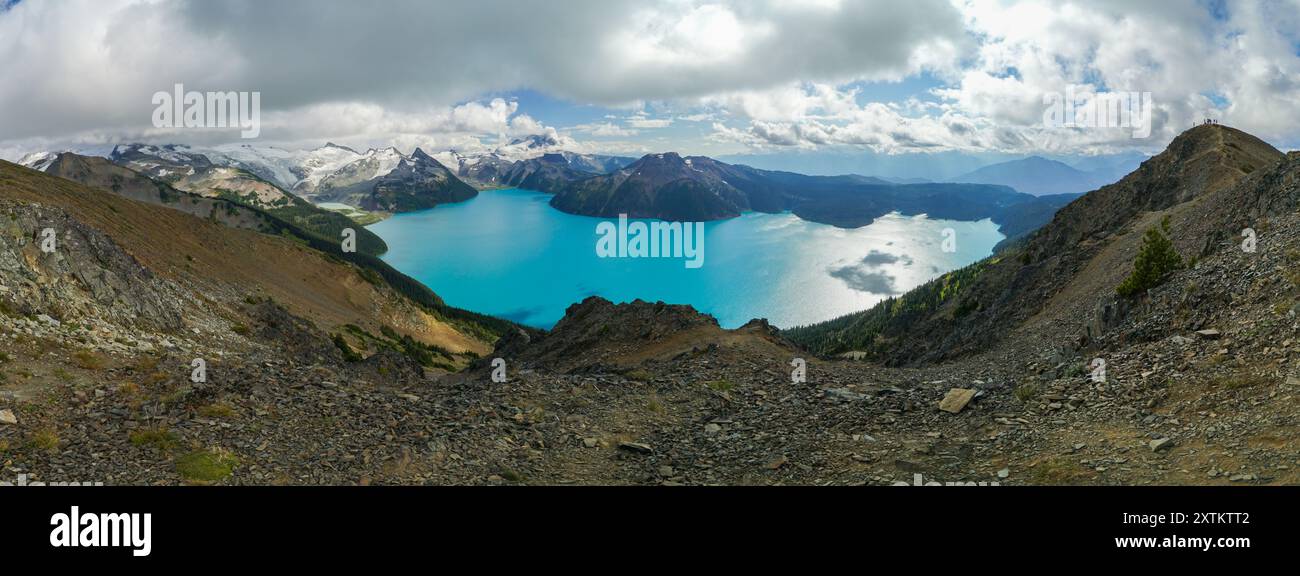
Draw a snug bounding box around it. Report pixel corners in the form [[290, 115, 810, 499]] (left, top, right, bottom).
[[879, 176, 932, 184], [1066, 152, 1149, 185], [718, 150, 1009, 180], [719, 150, 1146, 192], [559, 151, 636, 174], [949, 156, 1107, 196]]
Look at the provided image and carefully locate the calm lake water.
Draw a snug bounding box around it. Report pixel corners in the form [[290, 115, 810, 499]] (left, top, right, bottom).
[[368, 188, 1004, 329]]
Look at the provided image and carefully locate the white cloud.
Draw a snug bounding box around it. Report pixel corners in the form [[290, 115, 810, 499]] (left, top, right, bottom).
[[711, 0, 1300, 154], [0, 0, 964, 150], [573, 122, 640, 137], [625, 114, 674, 129], [1, 0, 1297, 157]]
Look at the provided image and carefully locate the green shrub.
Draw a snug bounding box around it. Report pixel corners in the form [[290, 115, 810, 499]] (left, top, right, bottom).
[[1117, 218, 1183, 297], [332, 333, 363, 363]]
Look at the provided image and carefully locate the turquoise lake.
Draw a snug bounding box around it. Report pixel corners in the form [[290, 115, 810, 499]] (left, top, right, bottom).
[[367, 188, 1004, 329]]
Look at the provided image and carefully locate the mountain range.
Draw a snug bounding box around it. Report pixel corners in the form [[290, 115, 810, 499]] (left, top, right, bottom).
[[436, 135, 635, 190], [20, 137, 1114, 246], [533, 151, 1078, 242], [4, 123, 1299, 486]]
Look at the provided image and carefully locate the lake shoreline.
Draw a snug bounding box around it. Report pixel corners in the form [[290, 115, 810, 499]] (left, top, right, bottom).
[[367, 188, 1004, 330]]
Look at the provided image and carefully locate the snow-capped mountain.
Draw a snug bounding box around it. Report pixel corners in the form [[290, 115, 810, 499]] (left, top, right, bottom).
[[110, 144, 301, 209], [306, 146, 406, 200], [17, 151, 60, 172], [436, 135, 635, 189], [364, 148, 478, 212], [100, 143, 478, 212], [17, 136, 632, 207]]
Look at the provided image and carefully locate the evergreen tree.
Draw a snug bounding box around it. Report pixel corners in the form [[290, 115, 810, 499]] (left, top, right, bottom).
[[1117, 218, 1183, 297]]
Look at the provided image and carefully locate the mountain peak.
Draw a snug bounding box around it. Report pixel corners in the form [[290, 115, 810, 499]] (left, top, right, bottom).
[[508, 134, 561, 149], [633, 151, 685, 166], [1165, 123, 1277, 160], [322, 142, 360, 154], [1019, 155, 1057, 164]]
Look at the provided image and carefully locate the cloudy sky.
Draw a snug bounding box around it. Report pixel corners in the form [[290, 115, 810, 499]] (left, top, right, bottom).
[[1, 0, 1298, 163]]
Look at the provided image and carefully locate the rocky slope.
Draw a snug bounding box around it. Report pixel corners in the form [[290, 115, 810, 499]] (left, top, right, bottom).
[[0, 159, 526, 482]]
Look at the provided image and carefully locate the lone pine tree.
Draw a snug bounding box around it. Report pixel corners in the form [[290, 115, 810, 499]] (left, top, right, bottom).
[[1117, 216, 1184, 298]]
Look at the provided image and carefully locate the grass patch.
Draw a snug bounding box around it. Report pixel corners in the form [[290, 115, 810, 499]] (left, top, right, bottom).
[[71, 349, 105, 370], [647, 395, 666, 414], [1209, 370, 1273, 391], [133, 356, 160, 372], [27, 428, 60, 452], [1014, 382, 1041, 403], [129, 427, 180, 452], [176, 449, 238, 484], [197, 402, 236, 419], [118, 382, 141, 396], [704, 380, 734, 392], [1028, 456, 1092, 486], [624, 369, 653, 382]]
